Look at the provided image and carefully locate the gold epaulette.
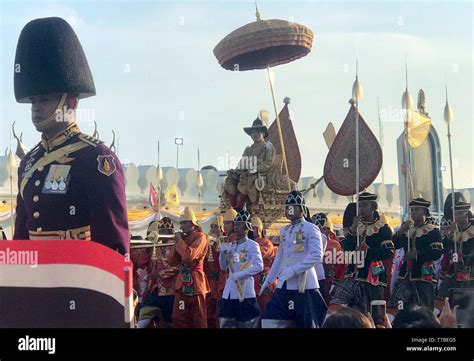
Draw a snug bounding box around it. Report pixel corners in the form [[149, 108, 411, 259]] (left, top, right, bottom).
[[26, 142, 41, 156], [79, 133, 104, 147], [431, 242, 444, 251], [409, 222, 438, 239], [380, 239, 395, 249], [458, 224, 474, 243]]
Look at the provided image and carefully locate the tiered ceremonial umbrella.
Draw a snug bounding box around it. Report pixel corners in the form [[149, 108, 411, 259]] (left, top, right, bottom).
[[214, 5, 314, 190]]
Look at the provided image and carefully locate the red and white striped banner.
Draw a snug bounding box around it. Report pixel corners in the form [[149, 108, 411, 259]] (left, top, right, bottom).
[[0, 240, 133, 328]]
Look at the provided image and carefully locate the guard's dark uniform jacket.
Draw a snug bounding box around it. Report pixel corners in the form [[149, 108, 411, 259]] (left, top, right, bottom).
[[442, 220, 474, 281], [341, 217, 394, 286], [392, 221, 444, 282], [13, 124, 129, 255]]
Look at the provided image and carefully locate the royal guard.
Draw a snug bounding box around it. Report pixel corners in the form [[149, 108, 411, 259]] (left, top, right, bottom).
[[260, 191, 327, 328], [330, 192, 394, 314], [204, 215, 224, 328], [438, 200, 474, 301], [388, 198, 444, 312], [251, 215, 277, 313], [218, 210, 263, 328], [12, 17, 129, 254], [137, 218, 179, 328], [167, 207, 210, 328], [312, 213, 346, 303]]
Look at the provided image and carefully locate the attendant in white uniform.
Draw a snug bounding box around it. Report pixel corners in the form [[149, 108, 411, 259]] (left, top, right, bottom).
[[218, 209, 264, 328], [260, 191, 328, 328]]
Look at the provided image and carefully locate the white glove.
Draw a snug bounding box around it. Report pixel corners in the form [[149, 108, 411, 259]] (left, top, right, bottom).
[[220, 243, 231, 253], [259, 281, 269, 296], [230, 272, 240, 282], [278, 267, 296, 283]]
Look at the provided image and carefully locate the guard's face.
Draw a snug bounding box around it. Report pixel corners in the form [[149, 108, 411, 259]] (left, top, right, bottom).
[[233, 222, 247, 237], [252, 226, 260, 239], [454, 210, 469, 224], [224, 221, 234, 234], [358, 201, 374, 219], [285, 205, 302, 220], [180, 221, 194, 234], [441, 225, 450, 236], [321, 227, 330, 237], [210, 224, 221, 236], [251, 131, 264, 143], [410, 207, 426, 222], [30, 94, 63, 131]]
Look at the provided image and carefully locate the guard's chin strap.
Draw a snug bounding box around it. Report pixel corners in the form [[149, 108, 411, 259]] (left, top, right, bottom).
[[34, 93, 67, 130]]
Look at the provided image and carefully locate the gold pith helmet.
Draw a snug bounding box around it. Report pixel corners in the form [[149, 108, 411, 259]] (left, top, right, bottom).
[[223, 208, 238, 222], [216, 215, 224, 230], [179, 206, 198, 226], [251, 215, 263, 230], [211, 215, 224, 232]]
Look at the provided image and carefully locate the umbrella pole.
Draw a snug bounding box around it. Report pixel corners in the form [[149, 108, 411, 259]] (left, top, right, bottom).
[[267, 65, 291, 191]]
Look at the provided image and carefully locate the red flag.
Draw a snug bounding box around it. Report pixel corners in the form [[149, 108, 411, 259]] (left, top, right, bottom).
[[149, 182, 157, 209]]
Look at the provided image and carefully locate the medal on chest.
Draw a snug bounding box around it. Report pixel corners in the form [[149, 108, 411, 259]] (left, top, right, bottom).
[[286, 224, 305, 253], [42, 164, 71, 194]]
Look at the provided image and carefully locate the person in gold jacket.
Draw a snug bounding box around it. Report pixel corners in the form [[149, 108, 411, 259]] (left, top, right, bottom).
[[167, 207, 210, 328], [224, 111, 277, 209]]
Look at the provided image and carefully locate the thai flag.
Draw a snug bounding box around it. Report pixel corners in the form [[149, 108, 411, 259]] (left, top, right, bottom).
[[149, 182, 157, 208]]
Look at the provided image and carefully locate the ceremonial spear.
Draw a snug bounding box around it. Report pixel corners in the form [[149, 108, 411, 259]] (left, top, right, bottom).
[[443, 79, 457, 255], [352, 59, 364, 247]]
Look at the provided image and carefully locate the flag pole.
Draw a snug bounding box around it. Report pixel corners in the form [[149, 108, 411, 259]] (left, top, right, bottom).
[[197, 148, 203, 211], [156, 141, 163, 218]]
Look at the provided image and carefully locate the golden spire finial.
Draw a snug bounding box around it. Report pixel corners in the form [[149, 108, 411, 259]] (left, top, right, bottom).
[[255, 1, 261, 20]]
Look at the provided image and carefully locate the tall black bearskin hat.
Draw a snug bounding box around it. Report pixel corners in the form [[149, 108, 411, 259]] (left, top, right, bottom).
[[14, 17, 96, 103]]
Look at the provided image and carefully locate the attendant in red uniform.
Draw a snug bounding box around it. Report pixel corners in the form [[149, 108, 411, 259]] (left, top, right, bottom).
[[204, 215, 224, 328], [138, 218, 179, 328], [312, 213, 346, 303], [250, 216, 277, 313], [167, 207, 210, 328]]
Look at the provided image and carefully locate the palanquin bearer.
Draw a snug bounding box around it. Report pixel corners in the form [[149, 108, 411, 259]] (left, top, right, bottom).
[[218, 210, 263, 328], [312, 213, 346, 304], [388, 198, 444, 312], [217, 208, 239, 298], [204, 215, 225, 328], [437, 200, 474, 301], [167, 207, 210, 328], [137, 218, 179, 328], [251, 215, 277, 314], [260, 191, 328, 328], [13, 17, 129, 254], [330, 192, 394, 314]]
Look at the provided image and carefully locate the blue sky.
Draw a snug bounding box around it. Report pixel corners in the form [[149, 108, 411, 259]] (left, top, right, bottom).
[[1, 0, 472, 188]]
